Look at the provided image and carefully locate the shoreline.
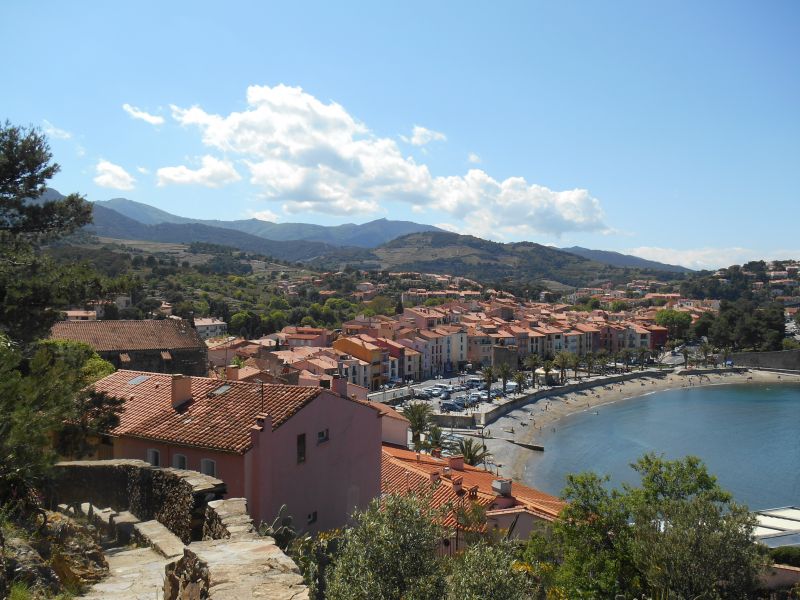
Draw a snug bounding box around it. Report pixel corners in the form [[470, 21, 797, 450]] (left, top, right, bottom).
[[478, 368, 800, 484]]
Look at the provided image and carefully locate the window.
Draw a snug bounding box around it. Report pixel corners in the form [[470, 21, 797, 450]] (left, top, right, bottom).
[[317, 429, 330, 444], [127, 375, 150, 386], [307, 511, 317, 524], [146, 448, 160, 466], [200, 459, 216, 477], [172, 454, 187, 469], [208, 384, 232, 397], [297, 433, 306, 464]]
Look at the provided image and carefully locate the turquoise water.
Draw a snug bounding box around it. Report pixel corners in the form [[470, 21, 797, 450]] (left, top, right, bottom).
[[522, 383, 800, 510]]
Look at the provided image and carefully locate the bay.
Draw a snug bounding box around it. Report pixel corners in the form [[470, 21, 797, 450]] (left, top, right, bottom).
[[522, 383, 800, 510]]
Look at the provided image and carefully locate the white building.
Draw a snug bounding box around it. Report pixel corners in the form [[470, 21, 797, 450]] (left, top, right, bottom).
[[194, 317, 228, 340]]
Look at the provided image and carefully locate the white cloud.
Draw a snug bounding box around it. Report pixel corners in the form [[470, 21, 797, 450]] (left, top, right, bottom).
[[248, 209, 280, 222], [467, 152, 481, 164], [76, 145, 86, 157], [401, 125, 447, 146], [42, 120, 71, 140], [626, 246, 800, 270], [434, 222, 460, 233], [156, 155, 241, 188], [93, 160, 135, 190], [136, 166, 150, 174], [167, 84, 609, 234], [122, 103, 165, 125]]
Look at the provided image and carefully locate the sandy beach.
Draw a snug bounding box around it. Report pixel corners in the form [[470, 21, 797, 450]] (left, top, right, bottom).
[[477, 368, 800, 483]]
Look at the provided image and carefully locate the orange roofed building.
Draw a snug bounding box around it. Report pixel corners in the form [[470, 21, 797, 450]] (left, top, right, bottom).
[[381, 445, 564, 553], [92, 369, 383, 533]]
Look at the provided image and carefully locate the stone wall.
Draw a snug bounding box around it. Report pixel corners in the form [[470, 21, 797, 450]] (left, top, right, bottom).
[[169, 498, 308, 600], [731, 349, 800, 372], [49, 460, 226, 543]]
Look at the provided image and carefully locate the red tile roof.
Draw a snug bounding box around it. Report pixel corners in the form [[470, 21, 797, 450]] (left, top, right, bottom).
[[51, 319, 204, 352], [381, 445, 564, 526], [93, 370, 324, 454]]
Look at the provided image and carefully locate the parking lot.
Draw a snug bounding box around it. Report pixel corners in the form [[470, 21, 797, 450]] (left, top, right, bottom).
[[394, 375, 523, 416]]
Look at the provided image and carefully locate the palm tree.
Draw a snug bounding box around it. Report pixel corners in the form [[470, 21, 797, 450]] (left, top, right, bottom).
[[424, 425, 448, 453], [569, 352, 581, 380], [636, 347, 649, 371], [481, 365, 494, 391], [497, 363, 512, 394], [585, 352, 596, 377], [402, 402, 432, 448], [612, 351, 620, 373], [681, 346, 689, 368], [553, 352, 570, 384], [542, 360, 554, 386], [513, 370, 526, 394], [595, 349, 607, 375], [620, 348, 633, 372], [524, 354, 541, 388], [455, 437, 491, 467], [699, 341, 714, 367]]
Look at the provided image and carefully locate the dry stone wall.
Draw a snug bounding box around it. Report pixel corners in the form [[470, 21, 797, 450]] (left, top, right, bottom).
[[49, 459, 226, 543]]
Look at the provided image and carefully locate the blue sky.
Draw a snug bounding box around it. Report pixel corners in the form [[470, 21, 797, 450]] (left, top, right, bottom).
[[2, 1, 798, 269]]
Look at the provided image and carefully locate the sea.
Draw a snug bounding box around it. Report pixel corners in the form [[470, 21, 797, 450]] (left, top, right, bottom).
[[522, 383, 800, 510]]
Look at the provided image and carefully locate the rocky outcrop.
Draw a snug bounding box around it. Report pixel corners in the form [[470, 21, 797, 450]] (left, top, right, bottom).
[[0, 511, 107, 598]]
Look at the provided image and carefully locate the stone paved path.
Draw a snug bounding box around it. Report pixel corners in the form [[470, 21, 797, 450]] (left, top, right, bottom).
[[80, 546, 167, 600]]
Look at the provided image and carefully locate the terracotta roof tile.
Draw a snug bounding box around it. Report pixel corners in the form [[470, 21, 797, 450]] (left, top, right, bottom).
[[51, 319, 204, 352], [93, 369, 323, 454], [380, 445, 564, 524]]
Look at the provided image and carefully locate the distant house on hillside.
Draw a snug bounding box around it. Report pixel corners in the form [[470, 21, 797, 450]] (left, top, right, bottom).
[[50, 319, 207, 376], [91, 370, 383, 531], [194, 317, 228, 340]]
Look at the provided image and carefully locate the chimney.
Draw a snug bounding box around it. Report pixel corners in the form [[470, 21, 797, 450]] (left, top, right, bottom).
[[226, 365, 240, 381], [332, 374, 348, 397], [451, 475, 463, 493], [491, 478, 512, 497], [447, 455, 464, 471], [171, 374, 192, 409]]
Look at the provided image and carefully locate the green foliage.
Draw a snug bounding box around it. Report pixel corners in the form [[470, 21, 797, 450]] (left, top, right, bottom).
[[770, 546, 800, 568], [402, 402, 433, 448], [544, 453, 768, 600], [654, 309, 693, 341], [0, 122, 111, 345], [446, 541, 532, 600], [452, 438, 491, 467], [326, 494, 446, 600], [706, 299, 786, 351], [783, 337, 800, 350]]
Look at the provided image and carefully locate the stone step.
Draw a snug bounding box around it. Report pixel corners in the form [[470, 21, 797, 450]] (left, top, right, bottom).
[[110, 511, 141, 544], [134, 520, 185, 560], [80, 546, 167, 599]]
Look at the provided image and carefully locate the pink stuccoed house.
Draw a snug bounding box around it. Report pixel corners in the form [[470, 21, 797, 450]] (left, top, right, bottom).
[[92, 370, 383, 532]]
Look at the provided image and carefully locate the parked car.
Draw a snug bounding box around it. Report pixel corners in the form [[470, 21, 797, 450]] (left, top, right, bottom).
[[440, 401, 458, 412], [439, 391, 451, 400]]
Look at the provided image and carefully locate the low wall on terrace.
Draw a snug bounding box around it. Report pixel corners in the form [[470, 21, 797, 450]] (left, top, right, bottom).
[[49, 459, 226, 543]]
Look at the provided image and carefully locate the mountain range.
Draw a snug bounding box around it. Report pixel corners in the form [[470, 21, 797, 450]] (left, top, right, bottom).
[[48, 190, 692, 287], [94, 197, 442, 248]]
